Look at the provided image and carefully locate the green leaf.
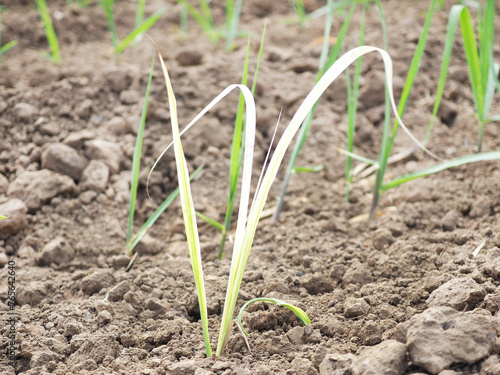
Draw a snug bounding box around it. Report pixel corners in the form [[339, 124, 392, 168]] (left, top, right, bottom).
[[156, 46, 212, 357], [345, 4, 366, 201], [337, 148, 378, 166], [460, 8, 483, 118], [196, 211, 226, 233], [35, 0, 60, 64], [219, 25, 266, 259], [382, 151, 500, 191], [426, 4, 464, 142], [135, 0, 147, 28], [225, 0, 243, 51], [484, 113, 500, 122], [116, 8, 166, 54], [101, 0, 119, 49], [292, 165, 325, 173], [175, 0, 219, 45], [127, 56, 155, 255], [0, 40, 18, 56], [237, 298, 311, 336]]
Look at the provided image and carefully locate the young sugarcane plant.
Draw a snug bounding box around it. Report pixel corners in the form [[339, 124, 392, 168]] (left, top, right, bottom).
[[153, 42, 427, 357]]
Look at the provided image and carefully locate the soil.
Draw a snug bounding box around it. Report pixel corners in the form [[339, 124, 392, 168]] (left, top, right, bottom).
[[1, 1, 500, 374]]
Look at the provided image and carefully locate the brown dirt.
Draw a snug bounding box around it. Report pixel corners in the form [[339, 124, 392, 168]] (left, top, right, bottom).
[[1, 1, 500, 374]]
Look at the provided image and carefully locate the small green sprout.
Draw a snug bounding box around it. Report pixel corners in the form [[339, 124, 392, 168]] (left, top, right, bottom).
[[237, 298, 311, 336], [153, 43, 421, 357]]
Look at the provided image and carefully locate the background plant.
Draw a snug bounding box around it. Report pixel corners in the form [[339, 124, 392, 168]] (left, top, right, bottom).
[[0, 6, 17, 63], [66, 0, 94, 7], [174, 0, 244, 51], [101, 0, 166, 60], [34, 0, 60, 64], [274, 0, 386, 219], [426, 0, 499, 152], [274, 0, 494, 220]]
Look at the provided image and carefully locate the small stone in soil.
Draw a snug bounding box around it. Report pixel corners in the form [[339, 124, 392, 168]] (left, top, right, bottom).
[[107, 280, 131, 302], [80, 270, 116, 295], [194, 369, 213, 375], [344, 297, 370, 318], [291, 357, 319, 375], [406, 306, 496, 374], [75, 99, 93, 119], [441, 210, 460, 231], [351, 340, 408, 375], [358, 70, 387, 109], [8, 169, 77, 211], [69, 333, 120, 365], [30, 351, 55, 369], [302, 275, 334, 295], [169, 359, 205, 375], [13, 102, 38, 122], [246, 310, 278, 332], [0, 253, 8, 267], [481, 356, 500, 374], [175, 50, 203, 66], [63, 129, 96, 148], [372, 228, 394, 250], [96, 310, 112, 325], [135, 233, 163, 255], [16, 281, 48, 306], [64, 322, 81, 337], [103, 68, 132, 93], [84, 139, 124, 175], [438, 99, 458, 126], [426, 277, 485, 311], [469, 197, 491, 217], [0, 198, 27, 238], [342, 263, 373, 287], [36, 236, 75, 267], [0, 173, 9, 193], [319, 353, 355, 375], [109, 255, 130, 270], [104, 116, 129, 135], [145, 298, 167, 314], [80, 160, 109, 193], [120, 90, 140, 104], [287, 326, 305, 345]]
